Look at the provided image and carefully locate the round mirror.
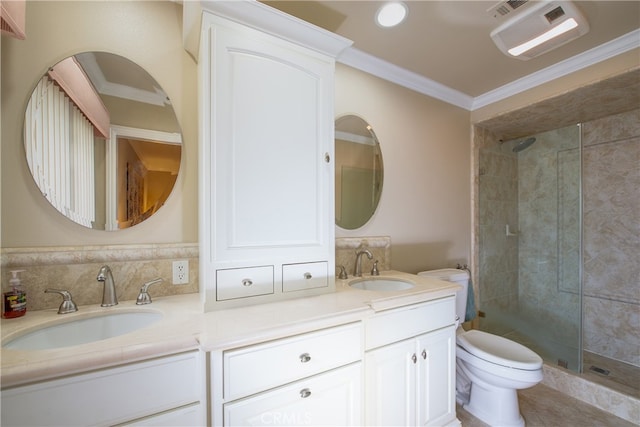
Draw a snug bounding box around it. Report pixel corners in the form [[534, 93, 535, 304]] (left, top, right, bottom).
[[23, 52, 182, 230], [335, 115, 384, 229]]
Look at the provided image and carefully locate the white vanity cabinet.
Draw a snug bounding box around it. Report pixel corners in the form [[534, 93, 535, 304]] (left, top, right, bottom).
[[211, 322, 363, 426], [195, 3, 352, 310], [1, 351, 205, 426], [364, 297, 459, 427]]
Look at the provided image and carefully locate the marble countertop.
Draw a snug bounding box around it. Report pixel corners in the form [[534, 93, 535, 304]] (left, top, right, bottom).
[[1, 270, 459, 388]]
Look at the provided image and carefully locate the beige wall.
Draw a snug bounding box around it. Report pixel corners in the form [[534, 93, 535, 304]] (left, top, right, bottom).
[[1, 1, 198, 247], [335, 64, 472, 274]]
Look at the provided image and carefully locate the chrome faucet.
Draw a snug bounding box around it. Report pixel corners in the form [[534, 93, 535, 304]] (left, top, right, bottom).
[[354, 249, 373, 277], [96, 265, 118, 307], [136, 278, 163, 305], [45, 289, 78, 314]]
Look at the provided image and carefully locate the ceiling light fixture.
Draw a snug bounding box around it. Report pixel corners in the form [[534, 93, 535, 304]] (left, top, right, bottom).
[[508, 18, 578, 57], [375, 2, 408, 28]]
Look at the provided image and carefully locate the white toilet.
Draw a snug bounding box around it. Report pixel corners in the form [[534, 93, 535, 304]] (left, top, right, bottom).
[[418, 269, 543, 427]]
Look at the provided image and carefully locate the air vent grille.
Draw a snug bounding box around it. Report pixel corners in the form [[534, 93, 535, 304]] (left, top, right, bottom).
[[545, 6, 566, 23], [488, 0, 529, 18]]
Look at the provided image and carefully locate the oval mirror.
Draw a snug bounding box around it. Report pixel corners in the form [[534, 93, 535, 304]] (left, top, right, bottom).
[[23, 52, 182, 230], [335, 115, 384, 229]]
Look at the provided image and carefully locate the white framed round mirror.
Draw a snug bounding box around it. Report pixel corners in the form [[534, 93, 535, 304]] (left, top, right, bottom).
[[23, 52, 182, 230], [335, 114, 384, 230]]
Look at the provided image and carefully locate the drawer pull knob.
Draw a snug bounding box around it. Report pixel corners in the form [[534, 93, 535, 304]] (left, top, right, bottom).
[[304, 272, 312, 280], [242, 279, 253, 287], [300, 388, 312, 398], [422, 349, 427, 360], [411, 353, 417, 364], [300, 353, 311, 363], [324, 153, 330, 163]]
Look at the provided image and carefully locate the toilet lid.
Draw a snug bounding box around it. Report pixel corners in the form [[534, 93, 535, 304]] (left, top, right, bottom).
[[457, 330, 542, 370]]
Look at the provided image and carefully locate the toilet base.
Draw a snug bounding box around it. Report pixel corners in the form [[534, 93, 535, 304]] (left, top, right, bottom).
[[463, 383, 524, 427]]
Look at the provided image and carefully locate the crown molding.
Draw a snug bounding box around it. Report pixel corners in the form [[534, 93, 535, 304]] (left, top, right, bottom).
[[472, 29, 640, 110], [337, 29, 640, 112], [337, 48, 474, 110]]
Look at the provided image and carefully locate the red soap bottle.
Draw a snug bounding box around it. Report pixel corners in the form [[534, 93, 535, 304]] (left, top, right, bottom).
[[3, 270, 27, 319]]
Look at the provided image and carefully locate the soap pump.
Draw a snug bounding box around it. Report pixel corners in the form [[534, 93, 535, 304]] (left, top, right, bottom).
[[3, 270, 27, 318]]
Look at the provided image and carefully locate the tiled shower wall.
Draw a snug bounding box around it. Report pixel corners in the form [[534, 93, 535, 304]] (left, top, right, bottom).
[[582, 108, 639, 367], [476, 108, 639, 368]]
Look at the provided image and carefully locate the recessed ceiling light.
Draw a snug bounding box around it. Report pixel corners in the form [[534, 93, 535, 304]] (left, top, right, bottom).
[[376, 2, 408, 28]]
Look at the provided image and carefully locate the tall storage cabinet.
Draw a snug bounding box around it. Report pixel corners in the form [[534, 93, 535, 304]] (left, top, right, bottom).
[[193, 2, 352, 310]]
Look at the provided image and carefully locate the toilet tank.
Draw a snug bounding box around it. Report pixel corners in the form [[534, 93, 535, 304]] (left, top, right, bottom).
[[418, 268, 469, 323]]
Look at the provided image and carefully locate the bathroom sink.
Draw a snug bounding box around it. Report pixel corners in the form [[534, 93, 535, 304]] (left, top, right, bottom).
[[2, 311, 162, 351], [349, 278, 414, 291]]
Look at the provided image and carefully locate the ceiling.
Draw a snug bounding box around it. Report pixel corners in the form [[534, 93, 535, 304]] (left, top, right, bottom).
[[264, 1, 640, 109]]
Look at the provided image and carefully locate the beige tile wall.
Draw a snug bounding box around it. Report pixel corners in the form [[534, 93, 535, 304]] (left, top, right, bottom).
[[1, 244, 199, 311]]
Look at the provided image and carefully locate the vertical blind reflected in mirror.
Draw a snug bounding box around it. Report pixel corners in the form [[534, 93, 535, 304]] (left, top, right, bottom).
[[335, 115, 384, 229], [23, 52, 182, 230]]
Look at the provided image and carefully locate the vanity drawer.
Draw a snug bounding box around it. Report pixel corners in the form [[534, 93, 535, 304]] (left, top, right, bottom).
[[282, 261, 328, 292], [216, 266, 274, 301], [365, 297, 455, 350], [1, 351, 202, 426], [224, 323, 362, 400]]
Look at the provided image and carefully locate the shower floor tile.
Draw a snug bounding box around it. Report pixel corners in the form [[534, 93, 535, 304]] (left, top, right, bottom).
[[584, 351, 640, 399], [457, 384, 638, 427]]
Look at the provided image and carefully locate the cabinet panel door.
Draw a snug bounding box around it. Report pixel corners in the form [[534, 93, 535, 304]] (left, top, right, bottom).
[[208, 20, 333, 260], [364, 339, 416, 426], [417, 326, 456, 426], [224, 363, 362, 426]]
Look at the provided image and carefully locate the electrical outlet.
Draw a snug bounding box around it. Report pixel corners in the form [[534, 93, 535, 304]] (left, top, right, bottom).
[[172, 260, 189, 285]]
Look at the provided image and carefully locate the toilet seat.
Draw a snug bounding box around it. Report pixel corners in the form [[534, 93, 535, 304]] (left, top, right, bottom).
[[457, 330, 542, 370]]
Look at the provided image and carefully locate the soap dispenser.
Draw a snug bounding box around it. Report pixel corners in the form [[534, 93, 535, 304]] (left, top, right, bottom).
[[3, 270, 27, 318]]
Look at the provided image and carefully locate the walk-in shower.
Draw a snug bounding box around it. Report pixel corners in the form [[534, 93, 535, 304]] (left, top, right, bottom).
[[478, 118, 639, 399]]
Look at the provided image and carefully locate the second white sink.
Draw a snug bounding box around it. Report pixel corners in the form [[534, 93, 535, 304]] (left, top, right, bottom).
[[3, 311, 162, 351], [349, 278, 414, 291]]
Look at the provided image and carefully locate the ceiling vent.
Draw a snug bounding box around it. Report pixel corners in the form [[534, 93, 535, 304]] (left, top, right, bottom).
[[490, 0, 589, 60], [487, 0, 531, 19]]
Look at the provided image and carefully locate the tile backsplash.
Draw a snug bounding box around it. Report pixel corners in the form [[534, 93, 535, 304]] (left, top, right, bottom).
[[1, 244, 198, 311], [335, 236, 392, 278]]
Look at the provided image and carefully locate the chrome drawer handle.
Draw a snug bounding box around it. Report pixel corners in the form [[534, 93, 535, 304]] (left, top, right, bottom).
[[300, 353, 311, 363], [242, 279, 253, 287], [422, 349, 427, 360], [300, 388, 311, 398], [304, 272, 312, 280], [411, 353, 417, 364]]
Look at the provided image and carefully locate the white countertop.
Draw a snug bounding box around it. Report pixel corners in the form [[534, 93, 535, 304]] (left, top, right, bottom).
[[1, 271, 458, 388]]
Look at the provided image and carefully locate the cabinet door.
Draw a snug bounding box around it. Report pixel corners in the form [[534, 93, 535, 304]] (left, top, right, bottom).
[[205, 16, 333, 261], [364, 339, 417, 426], [417, 326, 456, 426], [224, 363, 361, 426]]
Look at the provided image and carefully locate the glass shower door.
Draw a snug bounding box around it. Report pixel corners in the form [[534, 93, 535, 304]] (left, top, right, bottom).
[[478, 124, 582, 372]]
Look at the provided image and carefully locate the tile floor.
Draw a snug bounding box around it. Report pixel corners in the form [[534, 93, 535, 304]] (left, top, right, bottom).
[[456, 384, 639, 427]]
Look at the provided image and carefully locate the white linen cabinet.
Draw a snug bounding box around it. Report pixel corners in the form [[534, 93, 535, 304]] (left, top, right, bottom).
[[191, 1, 352, 310]]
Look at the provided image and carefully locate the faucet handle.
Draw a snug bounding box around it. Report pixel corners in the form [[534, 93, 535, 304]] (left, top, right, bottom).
[[45, 289, 78, 314], [371, 260, 380, 276], [136, 278, 163, 305], [338, 265, 348, 280]]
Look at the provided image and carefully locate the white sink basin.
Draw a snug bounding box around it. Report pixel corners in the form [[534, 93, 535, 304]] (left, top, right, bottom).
[[3, 311, 162, 350], [349, 278, 414, 291]]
